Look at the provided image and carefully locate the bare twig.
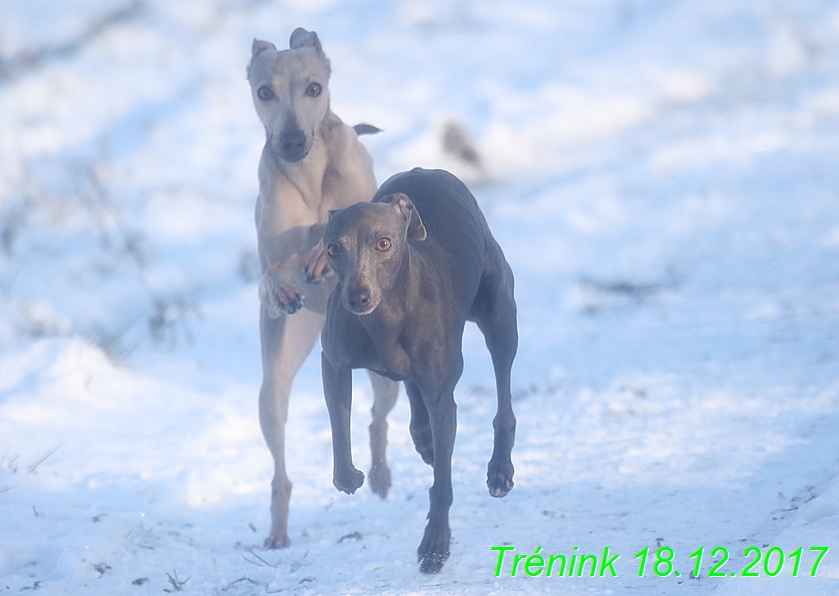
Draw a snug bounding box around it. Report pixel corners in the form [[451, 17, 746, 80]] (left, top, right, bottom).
[[242, 548, 278, 568], [338, 531, 362, 543], [27, 443, 64, 474], [165, 570, 189, 592], [223, 577, 258, 592]]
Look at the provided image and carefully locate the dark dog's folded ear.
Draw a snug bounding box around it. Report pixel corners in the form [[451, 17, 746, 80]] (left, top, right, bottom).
[[252, 39, 277, 56], [290, 28, 323, 53], [328, 209, 340, 220], [384, 193, 427, 241]]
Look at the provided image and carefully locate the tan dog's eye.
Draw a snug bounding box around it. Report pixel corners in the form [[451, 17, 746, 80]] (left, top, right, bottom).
[[327, 243, 343, 257], [306, 83, 322, 97], [257, 86, 274, 101], [376, 238, 392, 252]]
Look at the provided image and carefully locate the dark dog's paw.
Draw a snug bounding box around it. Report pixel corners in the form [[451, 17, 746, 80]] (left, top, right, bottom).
[[410, 424, 434, 466], [368, 463, 391, 499], [333, 467, 364, 495], [417, 523, 451, 574], [263, 534, 291, 549], [487, 458, 515, 498], [259, 268, 305, 318]]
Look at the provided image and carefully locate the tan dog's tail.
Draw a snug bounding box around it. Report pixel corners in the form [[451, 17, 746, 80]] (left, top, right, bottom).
[[353, 123, 382, 136]]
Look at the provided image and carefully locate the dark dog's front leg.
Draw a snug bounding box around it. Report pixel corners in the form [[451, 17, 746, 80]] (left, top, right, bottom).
[[417, 392, 457, 574], [321, 352, 364, 494], [406, 382, 434, 466]]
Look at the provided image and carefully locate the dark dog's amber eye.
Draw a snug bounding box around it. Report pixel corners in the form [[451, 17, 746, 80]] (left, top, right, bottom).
[[257, 86, 274, 101], [375, 238, 392, 252], [327, 243, 343, 257], [306, 83, 322, 97]]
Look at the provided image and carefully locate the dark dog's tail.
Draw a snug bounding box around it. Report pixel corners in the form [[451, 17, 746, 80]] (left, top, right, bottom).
[[353, 123, 382, 136]]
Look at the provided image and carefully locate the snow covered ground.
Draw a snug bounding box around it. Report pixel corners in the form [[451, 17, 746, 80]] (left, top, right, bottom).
[[2, 0, 839, 593]]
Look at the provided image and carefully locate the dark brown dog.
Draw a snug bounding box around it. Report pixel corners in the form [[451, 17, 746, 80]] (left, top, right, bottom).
[[320, 168, 518, 573]]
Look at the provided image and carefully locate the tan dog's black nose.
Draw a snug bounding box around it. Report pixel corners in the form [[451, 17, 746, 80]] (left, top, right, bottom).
[[279, 130, 307, 161]]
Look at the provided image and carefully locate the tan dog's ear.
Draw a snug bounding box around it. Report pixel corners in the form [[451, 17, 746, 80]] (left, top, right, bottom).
[[252, 39, 277, 56], [384, 193, 427, 241], [248, 39, 277, 78], [289, 28, 322, 53]]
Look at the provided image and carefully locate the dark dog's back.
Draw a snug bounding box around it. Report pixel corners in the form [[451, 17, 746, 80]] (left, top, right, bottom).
[[373, 168, 492, 309]]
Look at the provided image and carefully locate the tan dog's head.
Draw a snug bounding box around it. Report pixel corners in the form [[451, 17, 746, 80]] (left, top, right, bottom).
[[247, 28, 331, 163]]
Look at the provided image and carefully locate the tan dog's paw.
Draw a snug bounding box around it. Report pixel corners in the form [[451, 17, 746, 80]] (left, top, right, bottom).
[[304, 240, 333, 283], [368, 463, 391, 498], [263, 534, 291, 549], [259, 267, 304, 317]]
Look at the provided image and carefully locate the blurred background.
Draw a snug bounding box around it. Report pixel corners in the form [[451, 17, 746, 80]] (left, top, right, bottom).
[[1, 0, 836, 369], [1, 1, 839, 594]]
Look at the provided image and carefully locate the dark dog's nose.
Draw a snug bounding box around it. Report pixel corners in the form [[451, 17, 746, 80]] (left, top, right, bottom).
[[278, 130, 307, 161], [347, 288, 371, 310]]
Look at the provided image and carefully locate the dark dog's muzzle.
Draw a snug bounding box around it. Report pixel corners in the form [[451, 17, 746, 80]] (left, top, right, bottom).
[[344, 283, 379, 315]]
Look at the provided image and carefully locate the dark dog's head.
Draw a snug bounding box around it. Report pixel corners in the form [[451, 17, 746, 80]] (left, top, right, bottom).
[[247, 28, 331, 163], [324, 193, 427, 316]]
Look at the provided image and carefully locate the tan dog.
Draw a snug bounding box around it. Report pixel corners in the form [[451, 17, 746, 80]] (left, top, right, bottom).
[[247, 28, 399, 549]]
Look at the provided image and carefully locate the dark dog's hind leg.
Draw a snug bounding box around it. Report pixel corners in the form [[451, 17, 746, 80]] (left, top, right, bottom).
[[406, 382, 434, 466], [473, 256, 518, 498]]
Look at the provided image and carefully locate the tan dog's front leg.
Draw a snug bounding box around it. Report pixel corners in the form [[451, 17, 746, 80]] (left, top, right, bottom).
[[259, 258, 305, 317], [259, 307, 325, 548], [303, 239, 333, 284]]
